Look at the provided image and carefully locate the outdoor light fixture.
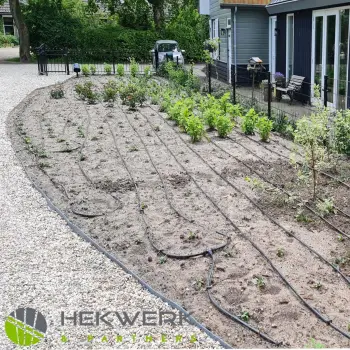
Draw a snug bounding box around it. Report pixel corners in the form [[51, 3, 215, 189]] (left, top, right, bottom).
[[73, 63, 81, 77], [221, 28, 226, 37], [274, 28, 280, 37]]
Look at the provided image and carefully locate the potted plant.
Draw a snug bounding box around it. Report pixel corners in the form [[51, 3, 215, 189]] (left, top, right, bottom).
[[204, 39, 220, 53], [274, 72, 286, 87]]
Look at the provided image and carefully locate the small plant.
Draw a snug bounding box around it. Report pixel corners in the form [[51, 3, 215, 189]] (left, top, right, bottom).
[[129, 145, 139, 152], [277, 248, 285, 258], [316, 198, 336, 217], [117, 64, 125, 77], [159, 255, 167, 264], [314, 282, 322, 290], [77, 126, 85, 138], [82, 65, 90, 77], [256, 116, 273, 142], [253, 276, 266, 289], [104, 63, 112, 75], [305, 338, 325, 349], [216, 115, 234, 138], [89, 65, 96, 75], [119, 80, 146, 109], [75, 81, 99, 104], [102, 82, 118, 104], [144, 66, 151, 79], [187, 115, 204, 143], [240, 311, 250, 322], [204, 108, 219, 130], [188, 231, 197, 240], [130, 57, 139, 78], [295, 209, 312, 223], [338, 234, 344, 242], [241, 108, 258, 135], [50, 85, 64, 99], [193, 277, 205, 291]]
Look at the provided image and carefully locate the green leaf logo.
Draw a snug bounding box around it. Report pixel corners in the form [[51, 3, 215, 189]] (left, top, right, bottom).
[[4, 308, 47, 346]]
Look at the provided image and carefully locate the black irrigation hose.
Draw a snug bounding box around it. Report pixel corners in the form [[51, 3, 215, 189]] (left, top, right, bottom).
[[105, 118, 228, 260], [9, 86, 232, 349], [206, 250, 281, 346], [227, 129, 350, 241], [209, 139, 350, 286], [142, 106, 350, 341], [233, 130, 350, 190]]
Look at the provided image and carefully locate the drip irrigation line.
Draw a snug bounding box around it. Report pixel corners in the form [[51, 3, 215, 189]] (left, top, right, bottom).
[[121, 108, 195, 225], [142, 106, 350, 341], [105, 118, 228, 260], [108, 109, 280, 345], [206, 250, 281, 346], [210, 139, 350, 285], [9, 84, 232, 349], [233, 130, 350, 190]]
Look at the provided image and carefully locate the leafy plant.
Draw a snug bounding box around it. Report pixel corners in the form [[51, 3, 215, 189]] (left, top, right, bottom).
[[333, 110, 350, 156], [159, 255, 167, 264], [305, 338, 325, 349], [193, 277, 205, 291], [104, 63, 112, 75], [187, 115, 204, 143], [277, 248, 285, 258], [144, 66, 151, 79], [240, 311, 250, 322], [50, 85, 64, 99], [119, 80, 146, 109], [89, 65, 96, 75], [216, 115, 234, 138], [130, 57, 139, 77], [295, 209, 312, 223], [256, 116, 273, 142], [253, 276, 266, 289], [102, 81, 118, 104], [82, 64, 90, 77], [204, 108, 219, 130], [293, 110, 329, 200], [117, 64, 125, 77], [75, 81, 99, 104], [316, 198, 336, 217], [241, 108, 258, 135]]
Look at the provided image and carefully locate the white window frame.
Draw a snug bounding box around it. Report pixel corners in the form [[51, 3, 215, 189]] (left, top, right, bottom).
[[210, 18, 219, 60], [3, 15, 14, 36], [286, 14, 294, 81], [269, 16, 277, 79]]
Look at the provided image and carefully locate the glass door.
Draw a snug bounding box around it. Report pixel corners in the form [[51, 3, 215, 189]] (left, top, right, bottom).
[[312, 10, 341, 107]]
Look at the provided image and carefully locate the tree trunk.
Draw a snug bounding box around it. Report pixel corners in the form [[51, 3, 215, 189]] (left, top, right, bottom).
[[148, 0, 165, 30], [9, 0, 30, 62]]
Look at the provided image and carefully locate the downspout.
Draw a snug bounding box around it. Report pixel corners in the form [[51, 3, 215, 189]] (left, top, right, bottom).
[[234, 6, 237, 74]]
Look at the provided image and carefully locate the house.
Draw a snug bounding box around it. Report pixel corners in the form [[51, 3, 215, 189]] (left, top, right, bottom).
[[266, 0, 350, 109], [0, 1, 17, 36], [206, 0, 271, 84]]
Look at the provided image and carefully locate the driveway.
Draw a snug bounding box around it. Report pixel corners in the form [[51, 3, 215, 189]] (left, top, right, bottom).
[[0, 46, 19, 62]]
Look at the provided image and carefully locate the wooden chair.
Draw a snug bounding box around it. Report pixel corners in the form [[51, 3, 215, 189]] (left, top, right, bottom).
[[276, 75, 305, 104]]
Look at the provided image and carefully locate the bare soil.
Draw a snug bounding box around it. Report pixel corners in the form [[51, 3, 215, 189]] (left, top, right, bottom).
[[8, 76, 350, 348]]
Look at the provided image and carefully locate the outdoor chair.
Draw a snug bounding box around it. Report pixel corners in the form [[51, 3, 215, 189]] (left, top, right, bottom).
[[276, 75, 305, 104]]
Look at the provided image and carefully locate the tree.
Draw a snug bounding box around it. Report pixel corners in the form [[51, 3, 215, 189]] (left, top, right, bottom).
[[147, 0, 165, 30], [7, 0, 30, 62]]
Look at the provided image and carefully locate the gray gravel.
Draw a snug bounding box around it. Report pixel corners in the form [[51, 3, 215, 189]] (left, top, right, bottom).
[[0, 64, 223, 349]]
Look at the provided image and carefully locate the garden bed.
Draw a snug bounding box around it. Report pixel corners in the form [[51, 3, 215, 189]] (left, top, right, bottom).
[[8, 76, 350, 348]]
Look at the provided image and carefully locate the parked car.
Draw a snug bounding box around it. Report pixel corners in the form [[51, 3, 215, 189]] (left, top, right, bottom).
[[151, 40, 185, 67]]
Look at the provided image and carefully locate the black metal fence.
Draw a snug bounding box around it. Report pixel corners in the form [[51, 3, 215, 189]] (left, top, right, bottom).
[[206, 63, 349, 122]]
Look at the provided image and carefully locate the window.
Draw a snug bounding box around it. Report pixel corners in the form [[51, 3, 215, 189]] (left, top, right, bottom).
[[3, 17, 14, 36], [286, 14, 294, 80]]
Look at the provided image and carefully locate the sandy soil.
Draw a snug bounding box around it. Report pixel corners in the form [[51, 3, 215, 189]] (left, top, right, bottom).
[[8, 76, 350, 348]]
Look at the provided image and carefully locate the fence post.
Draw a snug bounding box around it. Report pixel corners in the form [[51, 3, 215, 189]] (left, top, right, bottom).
[[155, 49, 159, 71], [177, 56, 179, 67], [65, 48, 70, 75], [112, 51, 116, 75], [268, 71, 272, 119], [208, 64, 212, 94], [232, 65, 236, 105], [324, 75, 328, 108]]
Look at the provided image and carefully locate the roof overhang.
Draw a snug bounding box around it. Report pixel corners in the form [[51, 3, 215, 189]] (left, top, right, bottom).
[[267, 0, 350, 15], [220, 0, 269, 8]]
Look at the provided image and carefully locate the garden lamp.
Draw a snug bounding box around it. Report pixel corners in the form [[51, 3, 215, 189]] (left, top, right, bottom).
[[73, 63, 81, 77]]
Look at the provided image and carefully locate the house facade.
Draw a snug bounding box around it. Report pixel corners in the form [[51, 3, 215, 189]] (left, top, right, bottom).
[[0, 1, 17, 37], [208, 0, 270, 83], [267, 0, 350, 109]]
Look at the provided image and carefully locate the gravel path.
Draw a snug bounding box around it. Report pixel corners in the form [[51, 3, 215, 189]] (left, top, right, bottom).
[[0, 47, 19, 62], [0, 64, 223, 349]]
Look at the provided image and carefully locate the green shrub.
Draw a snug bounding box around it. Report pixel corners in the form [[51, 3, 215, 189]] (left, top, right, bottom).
[[0, 34, 19, 47], [204, 108, 219, 130], [119, 79, 146, 109], [89, 65, 96, 75], [256, 116, 273, 142], [241, 108, 259, 135], [102, 81, 118, 103], [104, 63, 112, 75], [187, 115, 204, 143], [216, 115, 234, 138], [178, 107, 191, 132], [117, 64, 125, 77], [334, 110, 350, 156], [130, 58, 139, 77], [82, 65, 90, 77], [50, 85, 64, 99], [75, 81, 99, 104], [144, 66, 151, 79]]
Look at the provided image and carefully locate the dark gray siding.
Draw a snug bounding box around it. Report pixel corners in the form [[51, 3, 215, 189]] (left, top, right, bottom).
[[276, 14, 286, 74], [210, 0, 231, 63], [236, 7, 270, 66], [211, 60, 228, 82]]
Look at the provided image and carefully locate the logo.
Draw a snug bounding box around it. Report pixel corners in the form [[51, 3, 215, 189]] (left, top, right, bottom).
[[4, 308, 47, 346]]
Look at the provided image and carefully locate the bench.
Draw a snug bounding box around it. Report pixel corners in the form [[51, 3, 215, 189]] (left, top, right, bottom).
[[276, 75, 305, 104]]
